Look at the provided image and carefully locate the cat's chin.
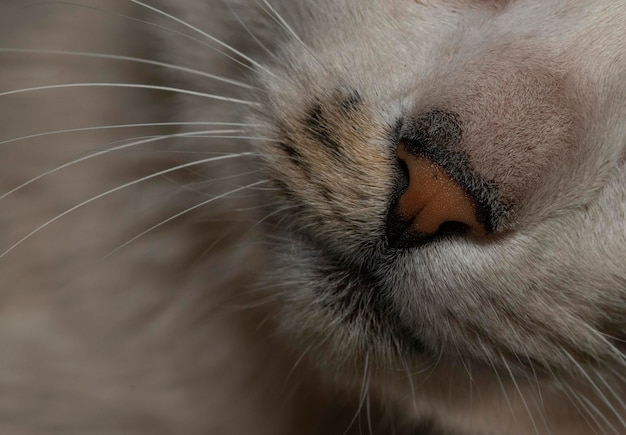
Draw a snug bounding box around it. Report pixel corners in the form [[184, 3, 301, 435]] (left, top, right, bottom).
[[269, 233, 625, 434], [267, 221, 603, 379], [265, 229, 424, 366]]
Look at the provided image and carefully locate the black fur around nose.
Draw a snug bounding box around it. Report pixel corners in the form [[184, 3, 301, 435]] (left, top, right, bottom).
[[385, 109, 507, 250], [401, 109, 463, 157]]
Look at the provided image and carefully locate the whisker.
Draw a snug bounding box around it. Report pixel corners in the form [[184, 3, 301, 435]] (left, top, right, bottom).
[[129, 0, 276, 77], [560, 382, 607, 435], [0, 48, 256, 90], [283, 343, 314, 388], [0, 153, 255, 259], [342, 352, 371, 435], [583, 324, 626, 367], [0, 83, 258, 106], [500, 352, 541, 435], [0, 121, 259, 147], [104, 179, 268, 258], [255, 0, 331, 77], [575, 388, 621, 435], [0, 129, 251, 200], [163, 168, 263, 194], [563, 351, 626, 429], [257, 0, 307, 51], [592, 370, 626, 415], [399, 356, 419, 416], [366, 391, 374, 435], [42, 1, 258, 74], [479, 342, 518, 427], [223, 1, 278, 63], [525, 356, 553, 435], [224, 293, 282, 311]]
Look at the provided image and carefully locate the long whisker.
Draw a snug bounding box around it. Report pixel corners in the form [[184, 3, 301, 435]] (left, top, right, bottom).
[[0, 152, 255, 259], [129, 0, 276, 77], [563, 351, 626, 429], [399, 356, 419, 416], [223, 1, 278, 63], [479, 342, 518, 427], [0, 122, 258, 147], [257, 0, 307, 51], [574, 387, 621, 435], [525, 356, 553, 435], [163, 168, 264, 194], [0, 48, 256, 90], [0, 129, 251, 200], [366, 391, 374, 435], [342, 352, 371, 435], [104, 179, 268, 258], [43, 1, 258, 74], [560, 382, 607, 435], [283, 342, 314, 388], [256, 0, 332, 77], [583, 324, 626, 367], [500, 352, 541, 435], [0, 83, 258, 106]]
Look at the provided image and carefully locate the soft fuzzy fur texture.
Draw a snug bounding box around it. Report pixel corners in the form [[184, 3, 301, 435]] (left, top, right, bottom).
[[0, 1, 625, 434]]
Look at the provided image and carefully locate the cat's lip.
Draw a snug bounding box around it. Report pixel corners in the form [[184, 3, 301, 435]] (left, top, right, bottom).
[[289, 231, 429, 356]]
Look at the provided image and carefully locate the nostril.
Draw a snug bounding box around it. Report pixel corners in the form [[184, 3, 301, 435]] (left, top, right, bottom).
[[385, 143, 488, 249], [397, 157, 410, 193]]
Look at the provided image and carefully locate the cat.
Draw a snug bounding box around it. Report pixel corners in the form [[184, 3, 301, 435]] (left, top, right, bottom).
[[0, 0, 624, 434]]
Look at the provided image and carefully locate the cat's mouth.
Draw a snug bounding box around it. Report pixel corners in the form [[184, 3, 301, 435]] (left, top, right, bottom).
[[273, 224, 430, 361]]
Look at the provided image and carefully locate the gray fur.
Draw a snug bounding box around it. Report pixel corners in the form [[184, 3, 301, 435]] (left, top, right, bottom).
[[0, 1, 624, 434]]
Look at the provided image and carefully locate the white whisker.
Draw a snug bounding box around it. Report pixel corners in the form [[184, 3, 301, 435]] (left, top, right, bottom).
[[0, 48, 256, 90], [366, 391, 374, 435], [0, 153, 255, 259], [104, 179, 268, 258], [342, 352, 371, 435], [575, 388, 621, 435], [0, 122, 258, 147], [45, 1, 258, 74], [283, 343, 313, 388], [256, 0, 330, 77], [560, 381, 606, 435], [479, 342, 518, 427], [525, 356, 553, 435], [223, 1, 278, 63], [500, 352, 541, 435], [257, 0, 307, 51], [0, 83, 257, 106], [0, 129, 249, 200], [583, 324, 626, 367], [161, 168, 263, 195], [400, 356, 419, 415], [563, 351, 626, 429], [130, 0, 276, 77]]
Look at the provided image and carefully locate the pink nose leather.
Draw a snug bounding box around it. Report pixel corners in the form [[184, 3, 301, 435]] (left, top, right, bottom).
[[397, 143, 486, 237]]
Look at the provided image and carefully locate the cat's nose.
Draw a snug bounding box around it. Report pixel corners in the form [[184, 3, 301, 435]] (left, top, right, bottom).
[[386, 143, 487, 249]]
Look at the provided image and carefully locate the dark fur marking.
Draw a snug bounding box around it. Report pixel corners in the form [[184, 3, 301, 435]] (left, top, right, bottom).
[[272, 178, 306, 210], [304, 103, 345, 160], [340, 90, 363, 112], [319, 185, 334, 202], [277, 139, 311, 173]]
